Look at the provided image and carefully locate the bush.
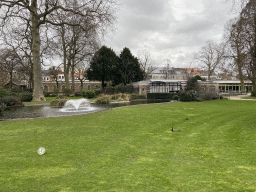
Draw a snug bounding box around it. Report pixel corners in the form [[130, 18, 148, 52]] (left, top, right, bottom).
[[95, 95, 110, 104], [82, 90, 96, 98], [63, 88, 72, 96], [129, 94, 147, 100], [19, 92, 33, 102], [1, 96, 23, 107], [0, 103, 7, 116], [50, 96, 68, 107], [172, 94, 179, 100], [251, 90, 256, 97], [11, 87, 23, 93], [147, 93, 173, 100], [94, 89, 102, 96], [0, 87, 8, 98], [110, 93, 130, 101], [195, 97, 203, 102], [114, 84, 134, 94], [53, 88, 59, 96], [75, 92, 82, 97], [199, 91, 217, 101], [43, 91, 51, 97], [179, 90, 192, 102]]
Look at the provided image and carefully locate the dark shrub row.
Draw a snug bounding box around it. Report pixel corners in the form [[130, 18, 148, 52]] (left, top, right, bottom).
[[129, 94, 147, 100], [82, 90, 96, 98], [114, 84, 134, 94], [251, 90, 256, 97], [147, 91, 217, 102], [1, 96, 23, 107], [0, 103, 6, 116], [147, 93, 175, 100]]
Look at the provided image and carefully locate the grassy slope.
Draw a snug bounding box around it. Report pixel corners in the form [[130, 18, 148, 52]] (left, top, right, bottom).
[[0, 100, 256, 191]]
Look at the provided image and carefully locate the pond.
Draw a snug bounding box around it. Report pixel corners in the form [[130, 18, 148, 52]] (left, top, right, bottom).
[[0, 100, 172, 120]]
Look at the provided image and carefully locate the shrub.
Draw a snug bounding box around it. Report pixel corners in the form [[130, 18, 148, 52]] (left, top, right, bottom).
[[114, 84, 134, 94], [110, 94, 119, 100], [94, 89, 102, 96], [1, 96, 23, 107], [194, 97, 203, 102], [172, 94, 179, 100], [179, 90, 192, 102], [0, 87, 8, 98], [129, 94, 147, 100], [199, 91, 217, 101], [251, 90, 256, 97], [53, 88, 59, 96], [109, 94, 130, 101], [75, 92, 82, 97], [63, 88, 72, 96], [82, 90, 96, 98], [95, 95, 110, 104], [19, 92, 33, 102], [11, 87, 23, 93], [50, 97, 67, 107], [0, 103, 7, 116], [147, 93, 173, 100], [43, 91, 51, 97]]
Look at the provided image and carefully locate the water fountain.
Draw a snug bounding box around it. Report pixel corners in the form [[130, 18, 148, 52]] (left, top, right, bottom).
[[59, 98, 94, 112]]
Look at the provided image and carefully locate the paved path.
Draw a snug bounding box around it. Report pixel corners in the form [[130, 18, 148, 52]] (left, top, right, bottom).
[[224, 94, 256, 100]]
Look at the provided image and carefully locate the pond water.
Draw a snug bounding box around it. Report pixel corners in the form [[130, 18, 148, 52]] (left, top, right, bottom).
[[0, 100, 172, 120]]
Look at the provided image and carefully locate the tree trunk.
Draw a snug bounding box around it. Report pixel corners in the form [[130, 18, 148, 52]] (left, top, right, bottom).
[[61, 27, 70, 90], [9, 71, 13, 90], [237, 60, 245, 91], [31, 2, 45, 101], [71, 59, 75, 95]]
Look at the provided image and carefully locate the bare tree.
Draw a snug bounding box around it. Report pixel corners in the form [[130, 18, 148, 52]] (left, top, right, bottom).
[[0, 49, 22, 90], [50, 0, 114, 94], [0, 0, 117, 101], [239, 0, 256, 90], [223, 17, 247, 90], [195, 41, 225, 80], [138, 50, 156, 80]]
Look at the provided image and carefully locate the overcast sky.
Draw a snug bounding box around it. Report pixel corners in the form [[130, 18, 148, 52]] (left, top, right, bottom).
[[100, 0, 241, 68]]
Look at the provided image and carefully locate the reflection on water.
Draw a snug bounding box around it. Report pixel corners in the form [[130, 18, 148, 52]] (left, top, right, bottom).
[[0, 100, 171, 120]]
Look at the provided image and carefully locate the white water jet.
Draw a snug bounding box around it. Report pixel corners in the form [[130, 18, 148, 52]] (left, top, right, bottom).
[[60, 98, 93, 112]]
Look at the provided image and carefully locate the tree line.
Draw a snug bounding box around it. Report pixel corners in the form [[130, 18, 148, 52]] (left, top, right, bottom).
[[0, 0, 117, 101], [86, 46, 145, 89], [195, 0, 256, 91]]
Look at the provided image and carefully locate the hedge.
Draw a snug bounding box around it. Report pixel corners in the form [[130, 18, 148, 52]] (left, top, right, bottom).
[[147, 93, 174, 100]]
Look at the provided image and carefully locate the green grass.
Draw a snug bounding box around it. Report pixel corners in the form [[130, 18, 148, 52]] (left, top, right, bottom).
[[1, 100, 256, 191], [241, 96, 256, 100]]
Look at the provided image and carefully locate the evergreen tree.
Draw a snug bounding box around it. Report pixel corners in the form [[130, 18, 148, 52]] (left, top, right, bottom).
[[118, 47, 145, 85], [87, 46, 118, 89]]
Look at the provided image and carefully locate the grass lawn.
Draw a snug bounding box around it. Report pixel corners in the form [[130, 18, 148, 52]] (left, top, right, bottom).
[[241, 96, 256, 100], [1, 100, 256, 191]]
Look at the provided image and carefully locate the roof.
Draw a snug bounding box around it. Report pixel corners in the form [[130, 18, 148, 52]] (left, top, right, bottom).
[[151, 67, 168, 74], [150, 79, 187, 83], [133, 80, 150, 85], [213, 80, 252, 84]]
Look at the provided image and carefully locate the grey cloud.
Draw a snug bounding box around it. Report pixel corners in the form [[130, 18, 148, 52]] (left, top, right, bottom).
[[102, 0, 238, 67]]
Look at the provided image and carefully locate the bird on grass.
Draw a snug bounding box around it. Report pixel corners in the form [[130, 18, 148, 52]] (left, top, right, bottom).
[[172, 127, 181, 132]]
